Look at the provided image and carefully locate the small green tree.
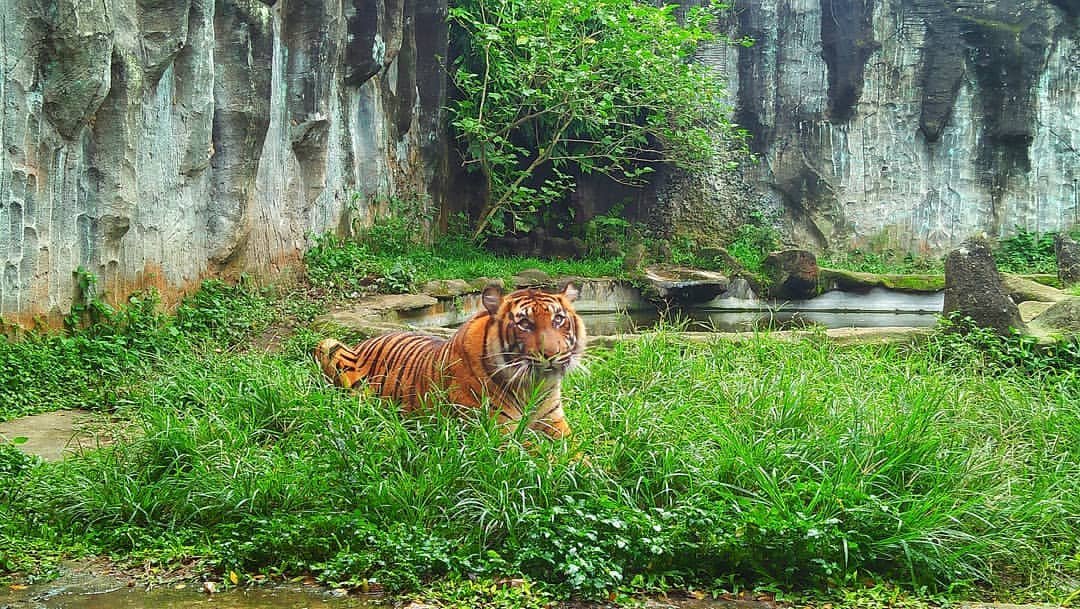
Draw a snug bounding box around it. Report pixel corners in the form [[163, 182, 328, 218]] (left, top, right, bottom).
[[448, 0, 748, 238]]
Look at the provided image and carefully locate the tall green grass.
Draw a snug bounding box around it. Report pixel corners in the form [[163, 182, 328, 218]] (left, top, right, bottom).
[[4, 330, 1077, 597], [304, 233, 624, 297]]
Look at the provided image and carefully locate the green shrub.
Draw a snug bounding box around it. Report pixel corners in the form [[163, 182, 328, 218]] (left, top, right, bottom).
[[929, 313, 1080, 375], [994, 228, 1058, 274], [449, 0, 748, 237], [174, 278, 276, 345], [819, 250, 944, 274], [723, 212, 780, 273]]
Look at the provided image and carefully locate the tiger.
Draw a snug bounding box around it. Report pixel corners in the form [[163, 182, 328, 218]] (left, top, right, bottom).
[[314, 283, 586, 439]]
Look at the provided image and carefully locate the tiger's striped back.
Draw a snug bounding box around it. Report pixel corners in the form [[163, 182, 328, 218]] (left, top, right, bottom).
[[314, 284, 586, 439], [316, 333, 448, 411]]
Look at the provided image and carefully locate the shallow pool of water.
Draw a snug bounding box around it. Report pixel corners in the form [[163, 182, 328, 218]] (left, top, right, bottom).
[[579, 287, 944, 335], [580, 307, 939, 336]]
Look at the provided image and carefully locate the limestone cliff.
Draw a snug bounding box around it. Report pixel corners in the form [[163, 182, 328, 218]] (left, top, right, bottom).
[[661, 0, 1079, 255], [0, 0, 448, 324]]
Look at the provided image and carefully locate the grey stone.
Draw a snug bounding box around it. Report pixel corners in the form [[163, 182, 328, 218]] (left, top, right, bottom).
[[719, 277, 758, 301], [0, 410, 102, 462], [1056, 233, 1080, 287], [1027, 297, 1080, 339], [651, 0, 1079, 256], [587, 326, 933, 350], [41, 1, 115, 140], [421, 279, 473, 298], [763, 249, 819, 300], [468, 277, 505, 292], [642, 265, 730, 303], [1018, 300, 1054, 323], [513, 269, 553, 288], [1000, 274, 1066, 304], [0, 0, 449, 327], [943, 238, 1025, 336]]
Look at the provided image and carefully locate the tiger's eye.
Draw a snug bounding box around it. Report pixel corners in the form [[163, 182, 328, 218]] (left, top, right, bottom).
[[552, 314, 566, 327], [516, 318, 534, 331]]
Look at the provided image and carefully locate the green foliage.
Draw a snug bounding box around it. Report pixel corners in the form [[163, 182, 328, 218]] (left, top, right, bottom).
[[819, 250, 944, 275], [929, 313, 1080, 376], [1, 277, 173, 420], [994, 228, 1058, 274], [303, 193, 442, 295], [0, 272, 285, 422], [723, 212, 781, 273], [583, 204, 636, 255], [351, 194, 434, 256], [3, 262, 1078, 599], [3, 331, 1077, 598], [174, 277, 277, 345], [304, 231, 623, 297], [448, 0, 748, 237], [0, 438, 37, 481], [423, 577, 557, 609]]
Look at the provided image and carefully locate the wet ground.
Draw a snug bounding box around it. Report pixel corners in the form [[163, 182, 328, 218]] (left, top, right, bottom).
[[0, 563, 379, 609], [0, 563, 778, 609]]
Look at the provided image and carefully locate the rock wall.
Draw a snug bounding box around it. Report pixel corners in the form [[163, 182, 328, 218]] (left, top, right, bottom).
[[665, 0, 1079, 255], [0, 0, 448, 325]]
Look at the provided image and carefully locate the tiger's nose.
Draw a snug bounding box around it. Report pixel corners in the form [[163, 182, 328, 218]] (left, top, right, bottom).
[[540, 332, 564, 358]]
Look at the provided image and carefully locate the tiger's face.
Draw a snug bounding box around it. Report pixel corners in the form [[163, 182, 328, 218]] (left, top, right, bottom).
[[483, 284, 586, 378]]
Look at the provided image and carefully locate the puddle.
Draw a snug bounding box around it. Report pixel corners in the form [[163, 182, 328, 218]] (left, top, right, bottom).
[[0, 586, 378, 609], [0, 567, 379, 609]]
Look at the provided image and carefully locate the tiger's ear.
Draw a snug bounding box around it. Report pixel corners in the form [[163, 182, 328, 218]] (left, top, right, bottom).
[[482, 285, 504, 315], [561, 282, 579, 302]]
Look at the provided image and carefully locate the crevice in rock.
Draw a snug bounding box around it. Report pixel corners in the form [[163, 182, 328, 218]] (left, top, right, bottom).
[[819, 0, 878, 123]]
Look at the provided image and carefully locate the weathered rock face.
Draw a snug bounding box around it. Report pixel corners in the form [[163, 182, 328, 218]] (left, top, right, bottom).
[[676, 0, 1079, 255], [764, 249, 819, 300], [1056, 233, 1080, 287], [943, 238, 1026, 335], [0, 0, 448, 325]]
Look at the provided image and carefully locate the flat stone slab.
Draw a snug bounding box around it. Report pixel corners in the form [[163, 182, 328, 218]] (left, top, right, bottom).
[[313, 293, 441, 339], [0, 409, 104, 462], [643, 265, 730, 302], [354, 293, 438, 313], [1027, 296, 1080, 341], [421, 277, 502, 298], [1019, 300, 1055, 322], [1001, 274, 1066, 303]]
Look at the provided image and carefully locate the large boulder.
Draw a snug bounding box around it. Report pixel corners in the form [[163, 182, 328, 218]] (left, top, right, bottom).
[[943, 238, 1025, 335], [763, 249, 819, 300], [1056, 233, 1080, 287]]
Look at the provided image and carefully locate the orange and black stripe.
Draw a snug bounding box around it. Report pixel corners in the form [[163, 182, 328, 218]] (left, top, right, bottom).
[[314, 284, 585, 439]]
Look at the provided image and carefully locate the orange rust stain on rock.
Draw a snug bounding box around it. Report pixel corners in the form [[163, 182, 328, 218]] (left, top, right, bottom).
[[102, 262, 214, 313], [5, 249, 310, 332]]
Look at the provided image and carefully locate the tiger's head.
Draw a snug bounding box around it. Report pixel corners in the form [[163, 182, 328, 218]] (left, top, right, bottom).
[[482, 283, 586, 378]]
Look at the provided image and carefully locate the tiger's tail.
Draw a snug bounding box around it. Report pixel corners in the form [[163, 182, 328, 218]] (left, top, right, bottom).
[[314, 338, 352, 387]]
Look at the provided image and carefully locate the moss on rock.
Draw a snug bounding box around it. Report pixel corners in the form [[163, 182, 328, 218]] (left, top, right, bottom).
[[819, 268, 945, 294]]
